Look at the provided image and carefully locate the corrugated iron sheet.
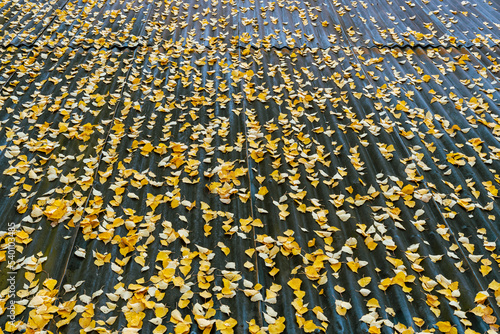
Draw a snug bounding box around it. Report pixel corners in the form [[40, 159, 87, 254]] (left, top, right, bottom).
[[1, 0, 500, 333], [1, 0, 498, 49]]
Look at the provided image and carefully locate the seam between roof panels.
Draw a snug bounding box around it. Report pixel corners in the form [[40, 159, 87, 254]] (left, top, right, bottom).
[[237, 14, 265, 329], [52, 0, 157, 297], [4, 40, 499, 53], [52, 47, 139, 295]]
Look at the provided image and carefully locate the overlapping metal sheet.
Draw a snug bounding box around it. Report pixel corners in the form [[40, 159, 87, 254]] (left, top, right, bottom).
[[1, 0, 500, 334], [1, 0, 498, 50]]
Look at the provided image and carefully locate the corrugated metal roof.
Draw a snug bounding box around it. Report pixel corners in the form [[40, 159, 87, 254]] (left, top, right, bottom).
[[1, 0, 500, 333], [1, 0, 499, 49]]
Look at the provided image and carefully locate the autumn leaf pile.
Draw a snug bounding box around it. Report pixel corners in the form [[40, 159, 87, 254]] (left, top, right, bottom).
[[1, 0, 500, 333]]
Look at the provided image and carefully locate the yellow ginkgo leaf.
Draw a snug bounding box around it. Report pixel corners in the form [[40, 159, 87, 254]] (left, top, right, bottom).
[[287, 278, 302, 291], [358, 277, 371, 287], [366, 298, 380, 308]]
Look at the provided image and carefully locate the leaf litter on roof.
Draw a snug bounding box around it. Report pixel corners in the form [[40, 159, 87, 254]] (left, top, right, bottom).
[[0, 0, 500, 333]]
